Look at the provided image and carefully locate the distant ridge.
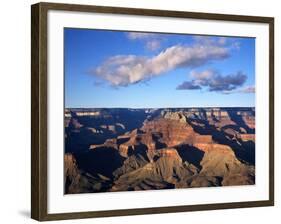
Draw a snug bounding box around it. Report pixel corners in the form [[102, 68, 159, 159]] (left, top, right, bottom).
[[64, 107, 255, 194], [65, 106, 255, 110]]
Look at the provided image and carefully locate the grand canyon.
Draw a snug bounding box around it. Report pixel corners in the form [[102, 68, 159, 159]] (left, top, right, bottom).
[[64, 107, 255, 194]]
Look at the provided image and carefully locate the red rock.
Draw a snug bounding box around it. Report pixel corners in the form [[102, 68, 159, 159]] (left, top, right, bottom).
[[239, 134, 255, 142], [141, 118, 196, 147], [193, 143, 233, 154]]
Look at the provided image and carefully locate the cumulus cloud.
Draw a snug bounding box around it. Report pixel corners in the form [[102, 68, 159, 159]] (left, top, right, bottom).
[[127, 32, 159, 40], [176, 81, 201, 90], [218, 37, 227, 45], [93, 45, 229, 87], [176, 69, 248, 93], [222, 85, 255, 94], [193, 36, 241, 51], [126, 32, 162, 51], [193, 36, 227, 46], [145, 40, 161, 51], [240, 85, 255, 93]]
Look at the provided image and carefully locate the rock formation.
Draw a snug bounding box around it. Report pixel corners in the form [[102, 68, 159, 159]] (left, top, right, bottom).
[[64, 107, 255, 193]]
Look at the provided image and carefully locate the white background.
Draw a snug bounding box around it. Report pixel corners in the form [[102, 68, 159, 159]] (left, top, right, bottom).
[[48, 10, 269, 213], [0, 0, 279, 223]]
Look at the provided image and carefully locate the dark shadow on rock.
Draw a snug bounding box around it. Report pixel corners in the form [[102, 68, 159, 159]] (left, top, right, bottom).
[[155, 141, 167, 150], [228, 111, 255, 134], [238, 140, 255, 165], [152, 132, 167, 149], [128, 143, 149, 160], [212, 130, 255, 166], [116, 137, 130, 145], [187, 119, 213, 135], [176, 144, 205, 169], [187, 118, 255, 166], [211, 113, 219, 122], [215, 176, 223, 185], [70, 109, 147, 133], [65, 127, 112, 153], [74, 147, 125, 179], [65, 175, 72, 194], [221, 124, 243, 133], [65, 109, 149, 153]]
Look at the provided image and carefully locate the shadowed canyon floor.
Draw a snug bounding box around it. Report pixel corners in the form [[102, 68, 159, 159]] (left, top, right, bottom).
[[64, 108, 255, 194]]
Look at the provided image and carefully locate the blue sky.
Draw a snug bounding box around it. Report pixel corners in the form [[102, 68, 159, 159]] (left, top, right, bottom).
[[64, 28, 255, 108]]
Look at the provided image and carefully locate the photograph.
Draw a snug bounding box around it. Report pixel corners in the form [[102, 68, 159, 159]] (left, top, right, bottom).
[[64, 28, 256, 194]]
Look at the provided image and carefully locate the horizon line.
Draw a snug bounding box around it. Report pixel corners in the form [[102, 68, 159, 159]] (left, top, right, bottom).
[[65, 106, 255, 109]]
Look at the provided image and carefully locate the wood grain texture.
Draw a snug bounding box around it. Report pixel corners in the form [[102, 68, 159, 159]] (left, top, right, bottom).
[[31, 3, 48, 221], [31, 3, 40, 220], [269, 19, 274, 203], [31, 2, 274, 221]]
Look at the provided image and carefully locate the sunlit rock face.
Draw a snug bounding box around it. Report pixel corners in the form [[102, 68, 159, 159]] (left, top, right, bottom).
[[141, 118, 196, 147], [64, 107, 255, 194]]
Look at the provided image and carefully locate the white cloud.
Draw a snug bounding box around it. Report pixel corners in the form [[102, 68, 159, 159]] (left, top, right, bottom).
[[193, 36, 241, 51], [93, 44, 229, 87], [190, 69, 213, 80], [177, 69, 248, 93], [145, 40, 161, 51], [127, 32, 159, 40], [218, 37, 227, 45], [222, 85, 255, 94], [127, 32, 162, 51], [240, 85, 255, 93], [193, 36, 227, 46]]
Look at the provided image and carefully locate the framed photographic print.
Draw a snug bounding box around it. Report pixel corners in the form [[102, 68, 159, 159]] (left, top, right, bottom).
[[31, 2, 274, 221]]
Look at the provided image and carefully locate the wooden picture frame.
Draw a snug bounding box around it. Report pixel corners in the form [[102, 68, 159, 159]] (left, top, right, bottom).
[[31, 2, 274, 221]]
